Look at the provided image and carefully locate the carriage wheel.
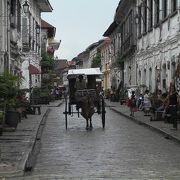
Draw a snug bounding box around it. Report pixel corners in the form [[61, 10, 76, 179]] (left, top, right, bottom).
[[101, 96, 106, 128], [64, 97, 68, 129]]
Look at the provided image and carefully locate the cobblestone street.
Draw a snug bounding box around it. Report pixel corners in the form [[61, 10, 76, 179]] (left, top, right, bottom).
[[14, 103, 180, 179]]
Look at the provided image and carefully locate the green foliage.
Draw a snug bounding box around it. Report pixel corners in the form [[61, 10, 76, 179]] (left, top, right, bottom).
[[91, 50, 101, 68], [0, 111, 4, 124], [32, 87, 41, 97], [41, 51, 54, 73], [32, 87, 50, 98], [0, 71, 22, 109], [40, 89, 50, 97]]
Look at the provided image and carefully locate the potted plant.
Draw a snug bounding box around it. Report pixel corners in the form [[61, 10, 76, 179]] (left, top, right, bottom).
[[31, 87, 41, 105], [0, 110, 5, 136], [39, 88, 50, 104], [0, 71, 22, 129], [15, 89, 29, 119]]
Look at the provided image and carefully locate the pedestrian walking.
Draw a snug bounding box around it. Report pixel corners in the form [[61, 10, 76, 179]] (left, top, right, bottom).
[[143, 90, 152, 116], [128, 91, 137, 117]]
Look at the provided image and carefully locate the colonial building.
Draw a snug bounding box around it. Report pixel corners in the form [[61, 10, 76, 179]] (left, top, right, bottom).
[[20, 0, 53, 90], [0, 0, 22, 74], [103, 21, 120, 90], [136, 0, 179, 93], [76, 50, 90, 69], [98, 37, 111, 90], [54, 59, 68, 86], [115, 0, 137, 88]]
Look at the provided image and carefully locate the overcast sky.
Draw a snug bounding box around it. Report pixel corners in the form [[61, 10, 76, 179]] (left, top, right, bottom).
[[42, 0, 120, 60]]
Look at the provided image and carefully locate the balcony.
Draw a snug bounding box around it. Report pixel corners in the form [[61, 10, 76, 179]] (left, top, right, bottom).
[[120, 35, 136, 57]]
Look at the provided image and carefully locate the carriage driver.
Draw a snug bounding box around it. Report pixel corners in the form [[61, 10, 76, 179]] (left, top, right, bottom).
[[74, 75, 87, 110], [75, 75, 87, 90]]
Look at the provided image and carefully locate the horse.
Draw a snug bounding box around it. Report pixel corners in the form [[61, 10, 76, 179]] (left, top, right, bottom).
[[79, 95, 95, 130]]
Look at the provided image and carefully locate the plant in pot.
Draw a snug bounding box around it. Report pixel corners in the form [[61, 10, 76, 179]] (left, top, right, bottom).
[[0, 111, 5, 136], [15, 89, 30, 119], [0, 75, 9, 134], [31, 87, 41, 105], [0, 71, 22, 129], [40, 88, 50, 104]]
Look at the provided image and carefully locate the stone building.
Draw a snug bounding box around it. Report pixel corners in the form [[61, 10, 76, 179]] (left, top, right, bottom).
[[136, 0, 179, 93], [0, 0, 22, 74], [103, 21, 120, 90], [98, 37, 111, 90], [115, 0, 137, 88], [20, 0, 53, 90]]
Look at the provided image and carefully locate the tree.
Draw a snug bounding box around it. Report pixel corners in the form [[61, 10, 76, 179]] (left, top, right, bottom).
[[91, 50, 101, 68], [41, 52, 54, 73]]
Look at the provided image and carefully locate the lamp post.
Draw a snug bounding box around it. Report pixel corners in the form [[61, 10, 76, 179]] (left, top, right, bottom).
[[36, 25, 40, 34], [23, 1, 30, 15]]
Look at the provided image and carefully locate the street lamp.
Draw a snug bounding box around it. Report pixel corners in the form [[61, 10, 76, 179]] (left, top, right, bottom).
[[23, 1, 29, 15], [36, 25, 40, 34]]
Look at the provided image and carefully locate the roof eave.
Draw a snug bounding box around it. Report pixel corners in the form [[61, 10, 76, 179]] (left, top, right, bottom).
[[103, 21, 118, 37], [37, 0, 53, 12]]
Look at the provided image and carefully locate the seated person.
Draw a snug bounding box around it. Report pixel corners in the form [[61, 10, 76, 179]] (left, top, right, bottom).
[[156, 93, 168, 111], [74, 75, 87, 109], [75, 75, 87, 90]]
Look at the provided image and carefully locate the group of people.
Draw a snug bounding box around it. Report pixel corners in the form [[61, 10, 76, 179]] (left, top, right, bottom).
[[128, 89, 152, 117], [128, 83, 180, 130], [51, 87, 65, 100]]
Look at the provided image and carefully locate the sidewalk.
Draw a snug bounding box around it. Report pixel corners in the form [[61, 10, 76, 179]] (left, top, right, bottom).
[[0, 99, 63, 178], [106, 100, 180, 144]]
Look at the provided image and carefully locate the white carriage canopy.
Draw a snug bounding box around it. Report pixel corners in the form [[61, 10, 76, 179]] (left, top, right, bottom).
[[67, 68, 102, 79]]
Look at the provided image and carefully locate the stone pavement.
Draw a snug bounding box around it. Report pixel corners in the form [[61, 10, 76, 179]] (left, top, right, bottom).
[[0, 100, 63, 178], [106, 100, 180, 144]]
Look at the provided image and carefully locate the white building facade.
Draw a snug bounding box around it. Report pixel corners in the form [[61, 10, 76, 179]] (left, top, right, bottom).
[[20, 0, 53, 90], [136, 0, 179, 93]]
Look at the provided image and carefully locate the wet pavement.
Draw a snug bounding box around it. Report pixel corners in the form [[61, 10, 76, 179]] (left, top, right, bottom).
[[0, 100, 62, 178], [2, 100, 180, 179], [18, 103, 180, 179], [106, 100, 180, 144]]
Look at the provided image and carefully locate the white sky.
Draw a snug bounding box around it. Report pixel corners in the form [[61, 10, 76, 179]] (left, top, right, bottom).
[[42, 0, 120, 60]]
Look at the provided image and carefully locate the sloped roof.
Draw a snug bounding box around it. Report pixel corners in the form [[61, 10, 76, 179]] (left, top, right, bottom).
[[41, 19, 56, 38], [37, 0, 53, 12], [54, 60, 69, 70], [29, 64, 41, 75], [103, 21, 118, 36], [41, 19, 54, 28]]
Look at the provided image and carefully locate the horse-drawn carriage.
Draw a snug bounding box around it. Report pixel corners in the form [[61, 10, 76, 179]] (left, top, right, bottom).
[[63, 68, 106, 129]]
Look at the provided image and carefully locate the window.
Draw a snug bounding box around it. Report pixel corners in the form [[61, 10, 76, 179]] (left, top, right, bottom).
[[138, 5, 142, 36], [143, 0, 147, 33], [128, 11, 132, 35], [171, 0, 177, 13], [154, 0, 160, 25], [10, 0, 16, 16], [162, 0, 168, 18], [17, 1, 21, 32], [148, 0, 153, 30]]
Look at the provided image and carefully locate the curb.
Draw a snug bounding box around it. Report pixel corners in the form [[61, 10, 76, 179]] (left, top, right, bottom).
[[0, 108, 50, 178], [110, 107, 180, 145], [24, 108, 51, 172]]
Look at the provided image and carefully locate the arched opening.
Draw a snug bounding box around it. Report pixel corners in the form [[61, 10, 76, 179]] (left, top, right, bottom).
[[138, 70, 141, 85], [149, 68, 152, 91], [162, 63, 167, 92], [143, 69, 146, 86], [171, 61, 176, 79]]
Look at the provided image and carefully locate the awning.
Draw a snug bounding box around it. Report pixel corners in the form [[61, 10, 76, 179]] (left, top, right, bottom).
[[67, 68, 102, 79], [29, 64, 41, 75]]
